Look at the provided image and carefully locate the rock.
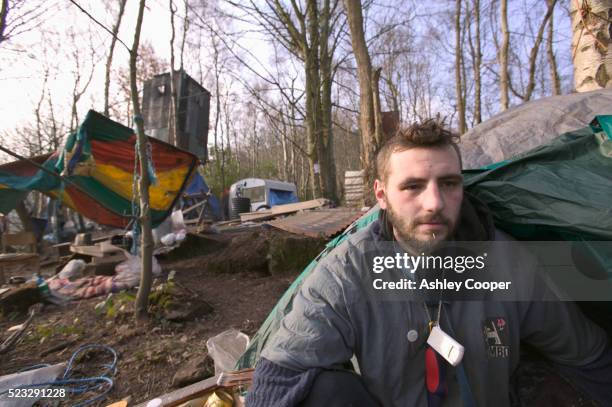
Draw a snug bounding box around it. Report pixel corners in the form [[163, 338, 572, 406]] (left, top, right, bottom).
[[171, 354, 215, 388], [163, 300, 213, 322]]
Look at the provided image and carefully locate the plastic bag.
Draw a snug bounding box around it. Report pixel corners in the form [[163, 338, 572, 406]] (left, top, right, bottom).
[[115, 253, 162, 278], [160, 233, 176, 246], [206, 330, 249, 375], [175, 229, 187, 243], [58, 259, 86, 280], [0, 363, 65, 407]]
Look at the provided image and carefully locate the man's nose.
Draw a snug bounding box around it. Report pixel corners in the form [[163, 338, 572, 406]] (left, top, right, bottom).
[[422, 183, 445, 213]]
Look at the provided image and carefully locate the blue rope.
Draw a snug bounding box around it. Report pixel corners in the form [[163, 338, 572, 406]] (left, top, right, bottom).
[[1, 344, 118, 407]]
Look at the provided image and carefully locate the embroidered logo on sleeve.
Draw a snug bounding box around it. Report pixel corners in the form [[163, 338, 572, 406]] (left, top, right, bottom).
[[483, 317, 509, 358]]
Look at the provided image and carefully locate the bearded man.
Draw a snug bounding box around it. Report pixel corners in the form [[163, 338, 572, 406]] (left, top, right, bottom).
[[246, 121, 612, 407]]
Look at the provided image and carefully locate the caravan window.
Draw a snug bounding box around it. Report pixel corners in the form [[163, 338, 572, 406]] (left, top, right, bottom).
[[242, 186, 265, 202]]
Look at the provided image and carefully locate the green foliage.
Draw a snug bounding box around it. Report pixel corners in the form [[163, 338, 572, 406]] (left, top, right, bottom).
[[29, 323, 84, 342], [94, 291, 136, 319], [148, 280, 176, 311]]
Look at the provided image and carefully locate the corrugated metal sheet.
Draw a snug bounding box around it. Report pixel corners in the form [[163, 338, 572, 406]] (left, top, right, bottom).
[[267, 208, 363, 238]]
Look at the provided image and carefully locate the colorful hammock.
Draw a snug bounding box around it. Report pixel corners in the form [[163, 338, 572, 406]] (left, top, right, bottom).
[[0, 110, 198, 228]]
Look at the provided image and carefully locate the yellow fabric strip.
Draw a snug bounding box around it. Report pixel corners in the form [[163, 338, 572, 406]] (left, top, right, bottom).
[[92, 163, 190, 211]]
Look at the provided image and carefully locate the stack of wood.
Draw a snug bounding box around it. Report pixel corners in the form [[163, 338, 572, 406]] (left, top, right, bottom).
[[344, 170, 364, 208]]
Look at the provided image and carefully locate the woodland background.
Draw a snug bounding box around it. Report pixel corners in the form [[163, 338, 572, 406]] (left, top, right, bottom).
[[0, 0, 604, 204]]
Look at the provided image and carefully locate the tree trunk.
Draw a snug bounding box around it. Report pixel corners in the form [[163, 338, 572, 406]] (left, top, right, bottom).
[[571, 0, 612, 91], [0, 0, 8, 44], [168, 0, 179, 146], [303, 0, 323, 199], [547, 0, 561, 95], [104, 0, 127, 117], [343, 0, 383, 206], [523, 0, 557, 101], [473, 0, 482, 124], [179, 0, 189, 70], [455, 0, 466, 134], [499, 0, 510, 110], [319, 0, 338, 203], [130, 0, 152, 322]]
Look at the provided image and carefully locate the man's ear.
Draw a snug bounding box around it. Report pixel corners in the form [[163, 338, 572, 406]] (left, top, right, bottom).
[[374, 179, 387, 209]]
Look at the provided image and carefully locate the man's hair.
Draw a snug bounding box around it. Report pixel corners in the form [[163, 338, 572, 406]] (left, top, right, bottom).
[[376, 119, 462, 182]]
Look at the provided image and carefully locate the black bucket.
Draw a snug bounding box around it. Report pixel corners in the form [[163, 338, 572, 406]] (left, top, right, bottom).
[[230, 197, 251, 219]]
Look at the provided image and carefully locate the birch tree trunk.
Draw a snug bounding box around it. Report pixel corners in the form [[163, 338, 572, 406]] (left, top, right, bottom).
[[571, 0, 612, 92], [499, 0, 510, 110], [131, 0, 153, 321], [343, 0, 383, 206]]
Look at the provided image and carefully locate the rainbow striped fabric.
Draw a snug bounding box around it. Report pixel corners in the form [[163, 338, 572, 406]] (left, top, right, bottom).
[[0, 110, 198, 227]]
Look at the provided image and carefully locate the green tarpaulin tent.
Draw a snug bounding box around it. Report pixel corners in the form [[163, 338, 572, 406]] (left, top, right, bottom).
[[236, 116, 612, 369]]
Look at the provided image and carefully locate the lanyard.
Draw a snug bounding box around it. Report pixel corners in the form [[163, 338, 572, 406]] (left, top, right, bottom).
[[423, 301, 447, 407]]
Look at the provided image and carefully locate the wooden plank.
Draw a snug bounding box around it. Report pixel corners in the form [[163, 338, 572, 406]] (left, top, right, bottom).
[[182, 199, 207, 215], [70, 241, 122, 258], [345, 170, 364, 177], [239, 198, 329, 222], [2, 232, 36, 246], [133, 375, 220, 407], [69, 245, 105, 258]]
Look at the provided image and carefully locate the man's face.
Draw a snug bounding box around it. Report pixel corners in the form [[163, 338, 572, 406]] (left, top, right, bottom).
[[374, 145, 463, 251]]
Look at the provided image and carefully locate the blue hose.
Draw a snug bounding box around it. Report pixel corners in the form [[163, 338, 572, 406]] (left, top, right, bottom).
[[1, 344, 118, 407]]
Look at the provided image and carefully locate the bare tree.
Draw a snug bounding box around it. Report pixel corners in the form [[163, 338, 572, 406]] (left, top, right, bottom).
[[168, 0, 178, 146], [104, 0, 127, 117], [130, 0, 153, 321], [343, 0, 383, 205], [546, 0, 561, 95], [466, 0, 482, 124], [114, 42, 168, 125], [225, 0, 342, 202], [68, 30, 97, 132], [499, 0, 510, 110], [455, 0, 466, 133], [523, 0, 557, 101], [0, 0, 7, 43], [0, 0, 47, 45]]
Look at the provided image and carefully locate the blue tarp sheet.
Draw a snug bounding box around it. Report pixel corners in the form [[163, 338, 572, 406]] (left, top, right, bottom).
[[185, 172, 221, 219], [268, 189, 298, 207]]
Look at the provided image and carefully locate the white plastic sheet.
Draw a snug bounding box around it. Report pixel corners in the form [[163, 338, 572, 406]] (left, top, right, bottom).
[[206, 330, 249, 375], [0, 363, 66, 407]]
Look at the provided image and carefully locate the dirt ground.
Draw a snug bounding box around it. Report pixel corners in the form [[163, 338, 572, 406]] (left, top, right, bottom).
[[0, 227, 314, 406]]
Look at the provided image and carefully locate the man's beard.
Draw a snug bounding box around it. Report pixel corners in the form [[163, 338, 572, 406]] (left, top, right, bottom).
[[385, 198, 455, 254]]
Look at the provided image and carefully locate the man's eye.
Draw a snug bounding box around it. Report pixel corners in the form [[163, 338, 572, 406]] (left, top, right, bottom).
[[441, 180, 461, 188], [402, 184, 421, 191]]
